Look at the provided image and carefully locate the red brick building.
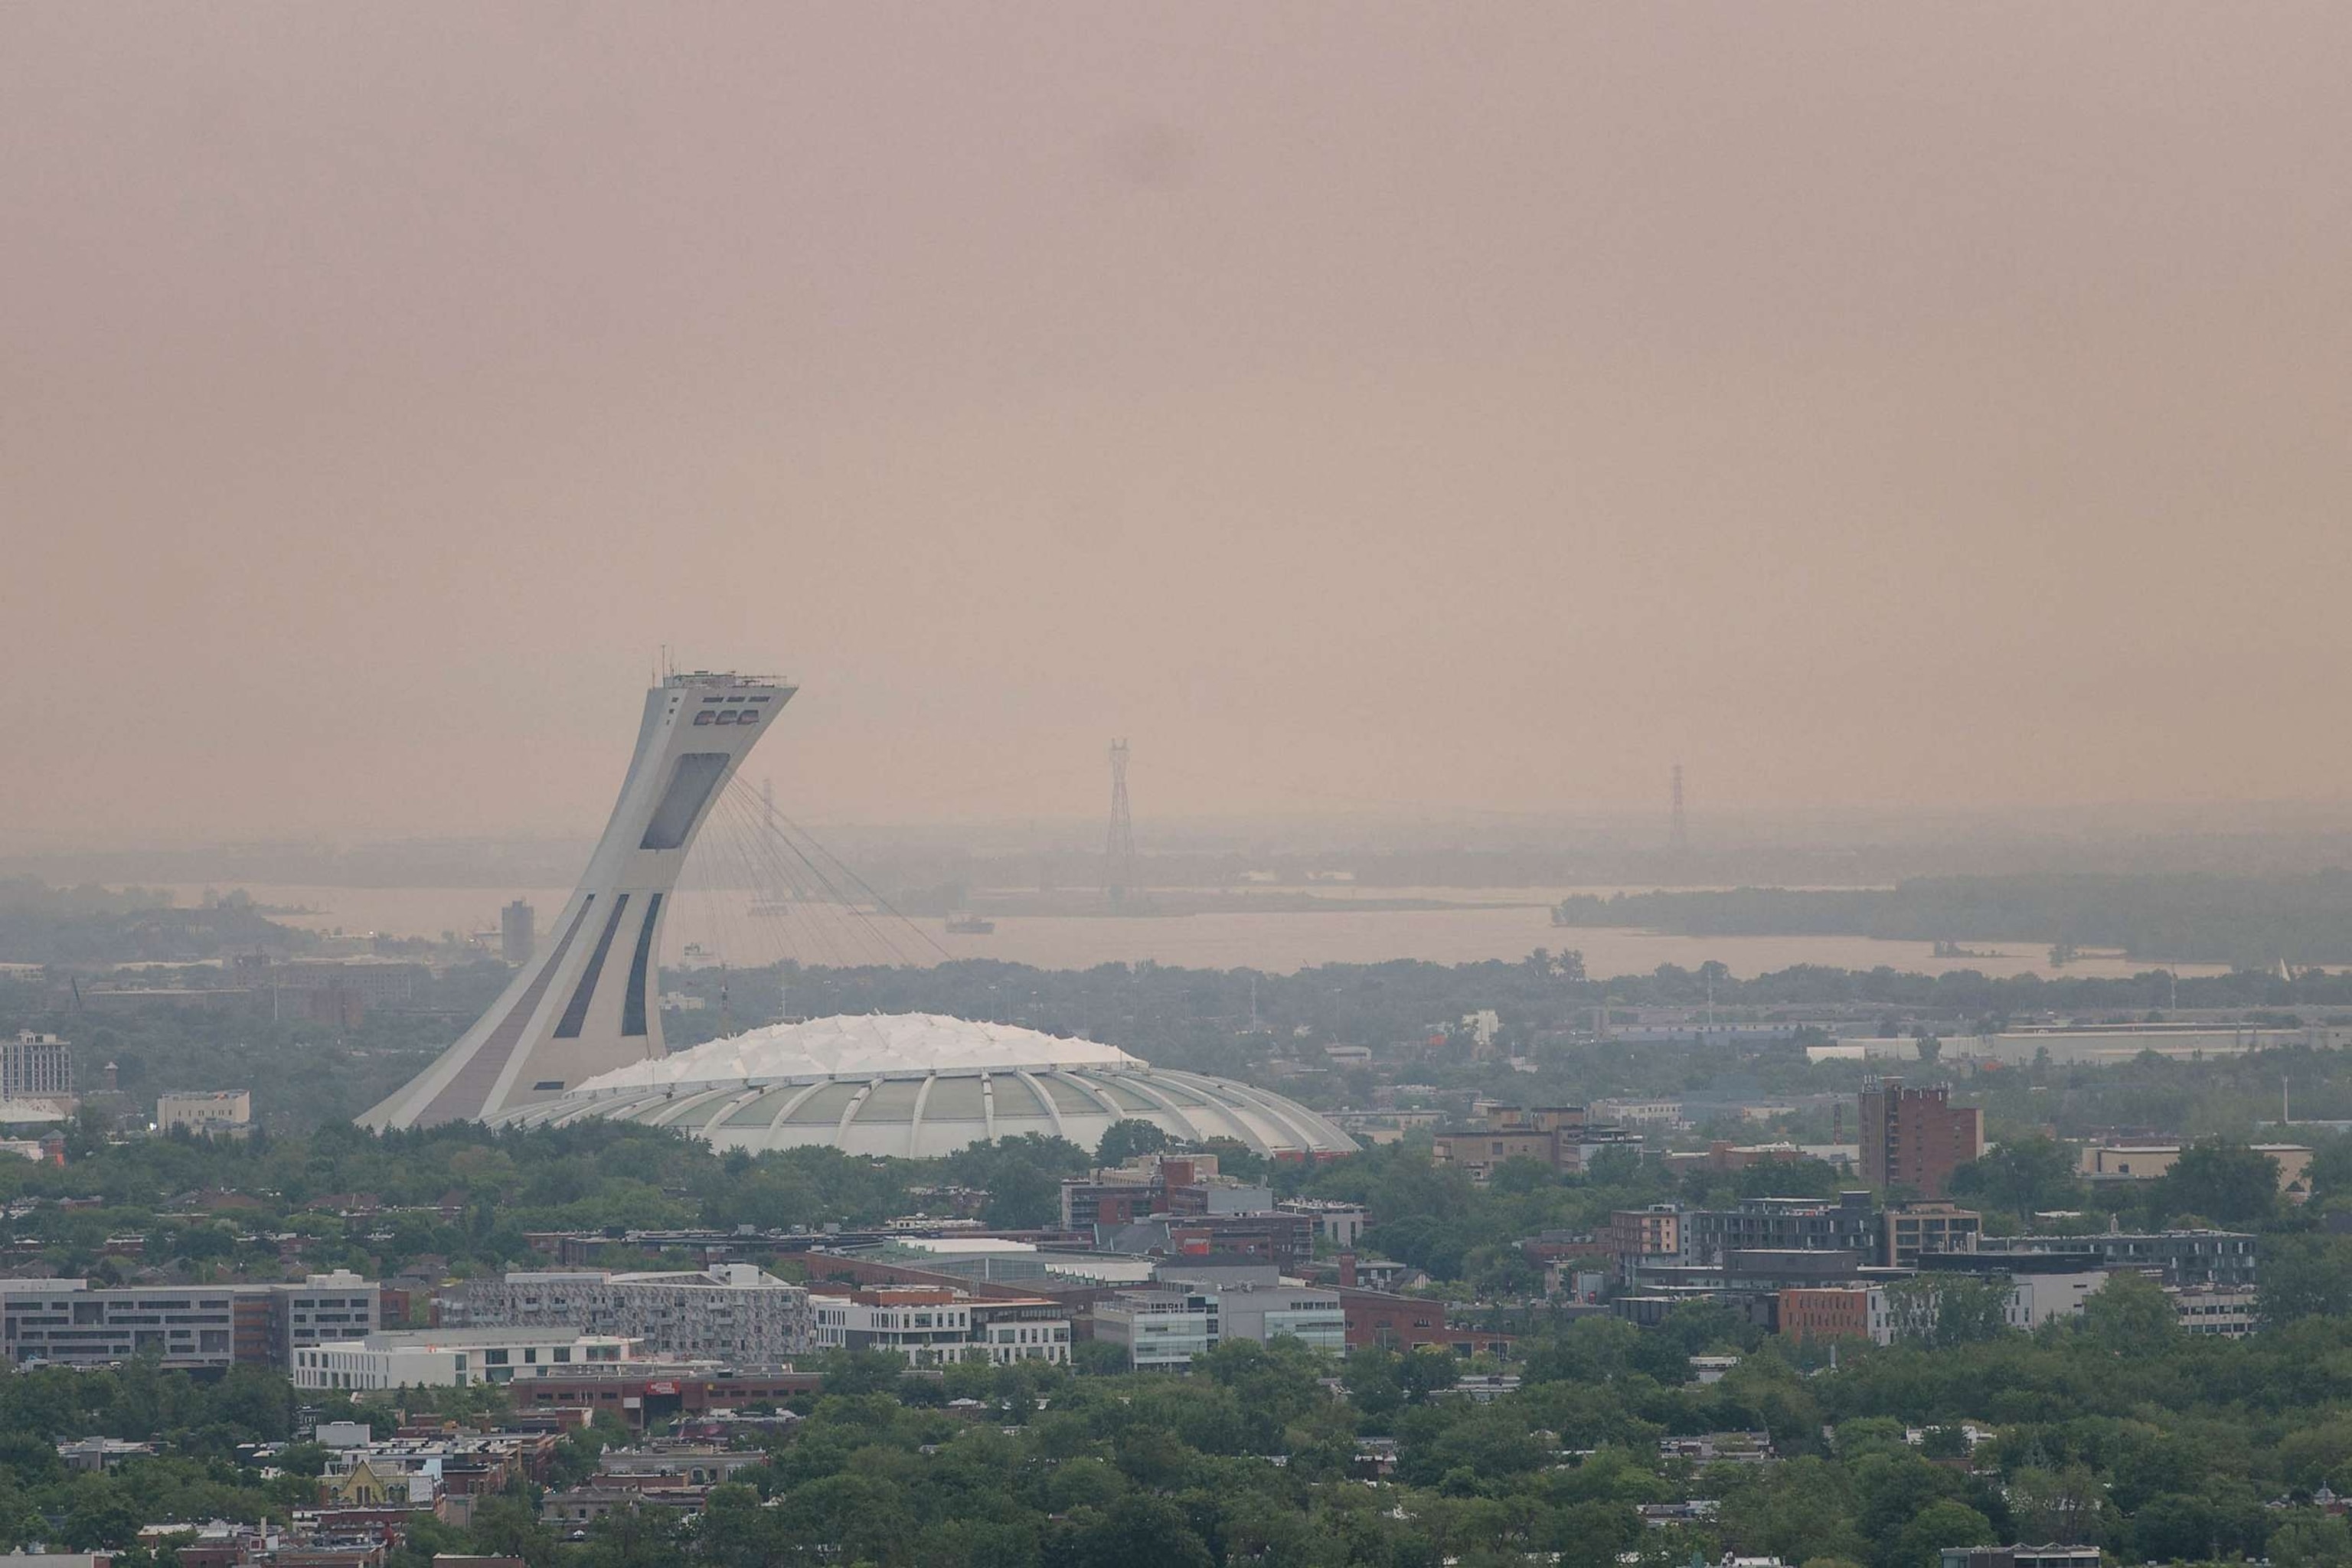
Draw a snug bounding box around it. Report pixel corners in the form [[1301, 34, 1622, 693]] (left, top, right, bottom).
[[1859, 1079, 1983, 1198], [1335, 1287, 1514, 1357], [1777, 1285, 1886, 1344]]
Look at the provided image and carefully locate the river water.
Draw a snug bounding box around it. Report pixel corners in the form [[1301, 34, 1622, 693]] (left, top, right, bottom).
[[166, 884, 2223, 982]]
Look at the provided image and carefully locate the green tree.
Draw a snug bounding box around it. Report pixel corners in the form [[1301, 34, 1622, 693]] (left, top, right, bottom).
[[1890, 1501, 1996, 1568], [1884, 1276, 2011, 1348], [2081, 1270, 2179, 1354], [2152, 1140, 2280, 1227], [465, 1492, 555, 1568], [1057, 1494, 1214, 1568], [1096, 1119, 1169, 1167], [2006, 1465, 2104, 1546], [1952, 1135, 2081, 1225], [2263, 1236, 2352, 1325], [2132, 1493, 2216, 1563]]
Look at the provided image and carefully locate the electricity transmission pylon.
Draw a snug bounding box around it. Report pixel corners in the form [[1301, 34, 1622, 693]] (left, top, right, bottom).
[[1104, 740, 1138, 910]]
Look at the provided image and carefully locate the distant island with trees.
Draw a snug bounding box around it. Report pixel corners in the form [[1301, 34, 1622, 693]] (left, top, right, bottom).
[[1550, 872, 2352, 969]]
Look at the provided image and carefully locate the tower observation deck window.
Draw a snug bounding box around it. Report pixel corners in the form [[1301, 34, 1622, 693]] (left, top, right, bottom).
[[641, 753, 730, 851]]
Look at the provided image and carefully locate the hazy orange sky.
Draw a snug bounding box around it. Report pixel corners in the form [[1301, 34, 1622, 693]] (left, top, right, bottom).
[[6, 5, 2352, 845]]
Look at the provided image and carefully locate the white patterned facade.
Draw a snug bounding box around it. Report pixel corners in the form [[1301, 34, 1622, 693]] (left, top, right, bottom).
[[441, 1264, 812, 1366]]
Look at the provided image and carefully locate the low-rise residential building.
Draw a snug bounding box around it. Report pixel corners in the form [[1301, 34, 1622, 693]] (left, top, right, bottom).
[[1977, 1230, 2257, 1288], [505, 1368, 822, 1429], [437, 1264, 811, 1364], [1941, 1547, 2102, 1568], [1883, 1202, 1982, 1267], [57, 1436, 155, 1472], [805, 1285, 1071, 1366], [1660, 1432, 1774, 1464], [1279, 1199, 1368, 1249], [292, 1328, 639, 1390], [1685, 1193, 1880, 1266], [1593, 1098, 1686, 1131], [595, 1445, 766, 1488], [967, 1296, 1076, 1364]]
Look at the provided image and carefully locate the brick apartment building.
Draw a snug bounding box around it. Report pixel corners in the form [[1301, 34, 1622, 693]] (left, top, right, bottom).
[[1607, 1206, 1684, 1276], [1859, 1079, 1984, 1198]]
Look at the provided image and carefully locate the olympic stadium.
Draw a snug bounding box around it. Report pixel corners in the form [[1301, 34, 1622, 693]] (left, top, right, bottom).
[[480, 1012, 1357, 1159], [360, 672, 1351, 1161]]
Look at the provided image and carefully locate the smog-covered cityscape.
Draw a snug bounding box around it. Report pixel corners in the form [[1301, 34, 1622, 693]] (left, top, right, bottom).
[[8, 8, 2352, 1568]]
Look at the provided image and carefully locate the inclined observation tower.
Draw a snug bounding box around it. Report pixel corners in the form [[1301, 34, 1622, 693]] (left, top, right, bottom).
[[361, 671, 792, 1129]]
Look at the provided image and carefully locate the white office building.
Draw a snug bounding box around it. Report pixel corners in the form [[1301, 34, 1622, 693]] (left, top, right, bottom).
[[2001, 1270, 2110, 1330], [156, 1089, 251, 1138], [1093, 1289, 1220, 1370], [806, 1285, 1070, 1366], [1093, 1271, 1347, 1370], [292, 1328, 638, 1390], [1185, 1279, 1347, 1352]]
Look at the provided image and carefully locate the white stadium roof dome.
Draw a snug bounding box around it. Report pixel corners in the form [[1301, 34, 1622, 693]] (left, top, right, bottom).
[[485, 1012, 1357, 1160]]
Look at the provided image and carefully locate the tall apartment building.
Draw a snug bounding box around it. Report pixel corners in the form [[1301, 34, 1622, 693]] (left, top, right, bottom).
[[500, 900, 536, 965], [439, 1265, 812, 1364], [1858, 1079, 1983, 1197], [2, 1031, 74, 1103], [1, 1272, 378, 1370]]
